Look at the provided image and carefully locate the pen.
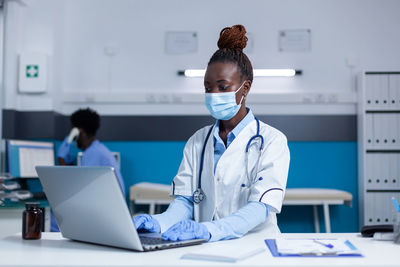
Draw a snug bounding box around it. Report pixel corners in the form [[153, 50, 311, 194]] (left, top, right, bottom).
[[313, 239, 334, 249], [392, 197, 400, 212]]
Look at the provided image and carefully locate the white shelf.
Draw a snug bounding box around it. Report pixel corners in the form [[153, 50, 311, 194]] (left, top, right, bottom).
[[61, 91, 357, 104]]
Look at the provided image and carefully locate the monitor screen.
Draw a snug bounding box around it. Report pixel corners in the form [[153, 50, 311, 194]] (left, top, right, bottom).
[[7, 140, 55, 178]]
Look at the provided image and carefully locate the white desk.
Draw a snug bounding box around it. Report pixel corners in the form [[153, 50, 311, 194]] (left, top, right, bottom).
[[130, 184, 353, 233], [0, 232, 398, 266]]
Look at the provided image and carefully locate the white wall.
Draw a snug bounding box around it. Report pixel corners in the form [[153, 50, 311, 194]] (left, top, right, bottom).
[[2, 0, 400, 115]]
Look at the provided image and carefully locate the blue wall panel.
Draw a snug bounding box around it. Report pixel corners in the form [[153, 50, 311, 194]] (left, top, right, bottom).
[[278, 142, 358, 233], [54, 140, 358, 233]]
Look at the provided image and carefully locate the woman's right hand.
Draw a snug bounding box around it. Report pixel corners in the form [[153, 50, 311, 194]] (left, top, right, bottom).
[[133, 214, 161, 233], [57, 136, 73, 164]]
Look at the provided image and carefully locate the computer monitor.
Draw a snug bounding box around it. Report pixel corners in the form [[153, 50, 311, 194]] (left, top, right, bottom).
[[7, 140, 55, 178]]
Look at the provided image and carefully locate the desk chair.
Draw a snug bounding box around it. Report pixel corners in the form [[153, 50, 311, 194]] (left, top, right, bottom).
[[77, 152, 121, 168]]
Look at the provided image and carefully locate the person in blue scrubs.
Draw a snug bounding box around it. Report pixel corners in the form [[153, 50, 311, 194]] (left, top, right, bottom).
[[51, 108, 125, 231]]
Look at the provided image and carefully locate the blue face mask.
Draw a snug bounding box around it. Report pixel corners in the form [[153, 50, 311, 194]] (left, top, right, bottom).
[[205, 82, 245, 120]]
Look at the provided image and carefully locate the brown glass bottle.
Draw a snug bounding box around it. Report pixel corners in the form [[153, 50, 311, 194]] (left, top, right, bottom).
[[22, 202, 43, 240]]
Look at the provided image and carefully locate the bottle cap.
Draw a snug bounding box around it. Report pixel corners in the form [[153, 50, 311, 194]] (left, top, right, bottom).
[[25, 202, 40, 209]]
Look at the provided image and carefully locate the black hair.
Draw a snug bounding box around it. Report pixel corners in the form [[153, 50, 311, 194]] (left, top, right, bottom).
[[70, 108, 100, 137]]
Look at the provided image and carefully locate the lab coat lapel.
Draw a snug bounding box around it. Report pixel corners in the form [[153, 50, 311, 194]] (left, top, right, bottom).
[[213, 121, 257, 217], [198, 125, 216, 222]]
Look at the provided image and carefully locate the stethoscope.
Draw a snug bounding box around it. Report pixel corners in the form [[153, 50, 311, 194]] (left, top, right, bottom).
[[192, 118, 264, 204]]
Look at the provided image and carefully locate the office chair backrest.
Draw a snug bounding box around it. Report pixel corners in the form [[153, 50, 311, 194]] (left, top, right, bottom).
[[77, 151, 121, 169]]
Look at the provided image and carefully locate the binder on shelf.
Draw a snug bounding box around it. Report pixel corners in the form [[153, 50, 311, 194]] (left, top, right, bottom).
[[364, 193, 373, 225], [380, 154, 389, 190], [372, 153, 380, 190], [381, 114, 390, 148], [388, 114, 398, 147], [383, 193, 391, 224], [397, 116, 400, 148], [382, 114, 391, 148], [388, 75, 399, 109], [365, 114, 374, 149], [373, 114, 381, 148], [389, 74, 400, 109], [365, 154, 373, 189], [371, 154, 380, 190], [379, 75, 389, 109], [388, 154, 397, 190], [396, 154, 400, 189], [371, 75, 382, 109], [374, 193, 383, 224], [365, 75, 375, 108]]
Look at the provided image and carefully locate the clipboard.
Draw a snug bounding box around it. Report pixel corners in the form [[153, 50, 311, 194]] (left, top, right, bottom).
[[265, 239, 363, 257]]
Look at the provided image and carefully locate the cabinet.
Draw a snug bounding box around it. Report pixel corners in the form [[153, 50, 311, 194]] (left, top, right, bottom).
[[358, 72, 400, 226]]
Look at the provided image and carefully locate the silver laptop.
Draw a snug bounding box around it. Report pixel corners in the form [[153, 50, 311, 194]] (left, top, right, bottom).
[[35, 166, 205, 251]]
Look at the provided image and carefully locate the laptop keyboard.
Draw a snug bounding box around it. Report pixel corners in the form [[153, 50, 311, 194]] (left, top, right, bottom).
[[139, 236, 177, 245], [139, 236, 206, 251]]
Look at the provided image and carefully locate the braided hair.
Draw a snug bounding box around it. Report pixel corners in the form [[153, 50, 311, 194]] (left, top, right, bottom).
[[208, 25, 253, 82]]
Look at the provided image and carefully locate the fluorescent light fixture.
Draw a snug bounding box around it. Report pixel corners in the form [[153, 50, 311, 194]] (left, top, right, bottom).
[[183, 69, 206, 77], [178, 69, 301, 77], [254, 69, 298, 77]]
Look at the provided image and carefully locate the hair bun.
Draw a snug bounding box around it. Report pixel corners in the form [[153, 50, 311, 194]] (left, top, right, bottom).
[[217, 25, 248, 50]]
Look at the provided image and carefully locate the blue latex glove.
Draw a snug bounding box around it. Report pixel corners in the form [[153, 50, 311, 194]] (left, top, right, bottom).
[[133, 214, 161, 233], [57, 136, 73, 163], [162, 219, 210, 241]]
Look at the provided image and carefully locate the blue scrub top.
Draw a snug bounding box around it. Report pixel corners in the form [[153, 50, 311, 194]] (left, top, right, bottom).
[[213, 108, 255, 172], [51, 140, 125, 232], [81, 140, 125, 195]]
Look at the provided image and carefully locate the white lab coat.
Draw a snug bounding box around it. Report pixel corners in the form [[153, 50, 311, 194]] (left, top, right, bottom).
[[171, 119, 290, 234]]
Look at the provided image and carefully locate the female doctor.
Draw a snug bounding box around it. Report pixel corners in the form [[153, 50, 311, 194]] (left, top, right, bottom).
[[134, 25, 290, 242]]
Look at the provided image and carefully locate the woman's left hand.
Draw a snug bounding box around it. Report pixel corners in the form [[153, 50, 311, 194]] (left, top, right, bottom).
[[162, 220, 211, 241]]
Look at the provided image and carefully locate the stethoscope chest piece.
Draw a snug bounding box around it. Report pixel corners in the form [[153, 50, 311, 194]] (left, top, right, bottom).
[[193, 188, 205, 204]]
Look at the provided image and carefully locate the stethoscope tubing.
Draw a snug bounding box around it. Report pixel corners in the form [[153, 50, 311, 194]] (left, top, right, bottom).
[[195, 118, 263, 203]]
